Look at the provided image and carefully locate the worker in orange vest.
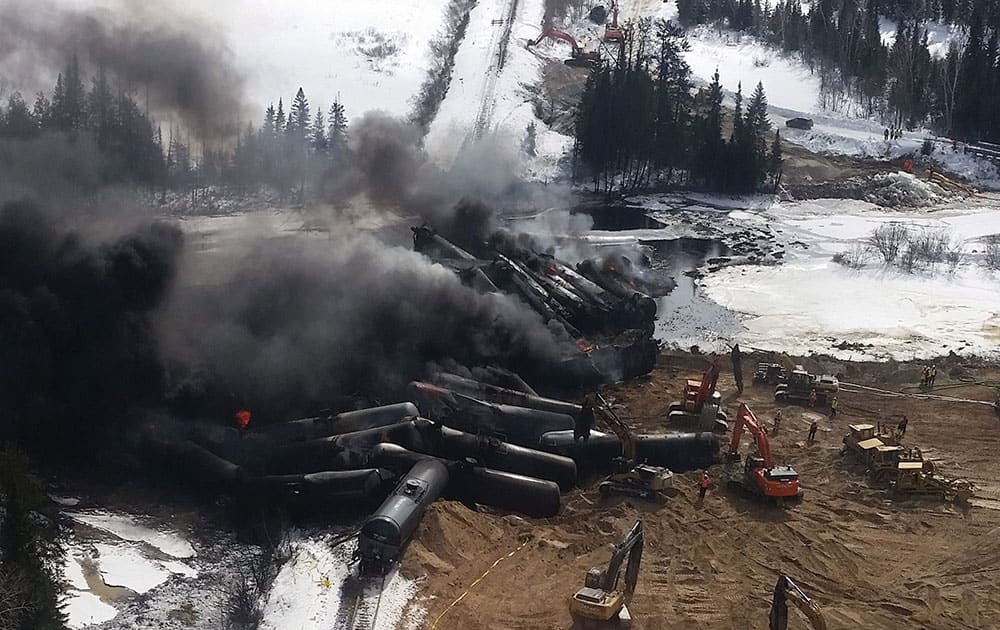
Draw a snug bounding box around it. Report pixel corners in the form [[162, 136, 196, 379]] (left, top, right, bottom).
[[699, 470, 711, 500]]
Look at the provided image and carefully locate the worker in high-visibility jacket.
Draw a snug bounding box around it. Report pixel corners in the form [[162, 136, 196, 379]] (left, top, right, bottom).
[[699, 470, 711, 500], [830, 397, 838, 419]]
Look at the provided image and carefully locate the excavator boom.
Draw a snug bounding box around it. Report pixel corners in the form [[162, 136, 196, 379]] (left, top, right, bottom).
[[770, 575, 828, 630], [730, 403, 801, 500], [569, 520, 643, 623]]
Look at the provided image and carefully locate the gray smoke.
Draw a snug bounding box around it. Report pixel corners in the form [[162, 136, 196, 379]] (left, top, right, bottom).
[[327, 111, 571, 250], [0, 0, 248, 139]]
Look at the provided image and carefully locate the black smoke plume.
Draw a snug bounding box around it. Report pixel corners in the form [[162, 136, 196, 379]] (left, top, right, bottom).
[[0, 199, 183, 454], [157, 228, 570, 423], [0, 0, 248, 139]]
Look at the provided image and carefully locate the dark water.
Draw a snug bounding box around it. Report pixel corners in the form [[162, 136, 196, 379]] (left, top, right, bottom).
[[575, 205, 667, 231]]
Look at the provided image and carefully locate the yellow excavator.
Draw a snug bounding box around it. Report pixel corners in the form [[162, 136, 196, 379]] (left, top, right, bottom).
[[583, 393, 673, 500], [770, 575, 827, 630], [569, 520, 642, 628]]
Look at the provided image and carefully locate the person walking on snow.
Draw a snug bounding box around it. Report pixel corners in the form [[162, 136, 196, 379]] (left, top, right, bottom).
[[699, 470, 711, 500], [808, 419, 818, 444], [884, 128, 890, 141], [830, 396, 838, 419]]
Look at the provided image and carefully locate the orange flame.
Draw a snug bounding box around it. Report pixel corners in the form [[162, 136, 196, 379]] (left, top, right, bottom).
[[576, 338, 595, 353], [235, 409, 251, 429]]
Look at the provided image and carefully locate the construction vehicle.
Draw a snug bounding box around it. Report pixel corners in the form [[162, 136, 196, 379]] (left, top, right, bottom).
[[753, 362, 786, 386], [527, 27, 601, 68], [666, 357, 728, 433], [774, 368, 838, 406], [569, 520, 642, 628], [841, 423, 898, 464], [728, 403, 802, 503], [585, 393, 673, 500], [868, 445, 924, 484], [603, 1, 623, 43], [769, 575, 827, 630], [889, 461, 974, 503]]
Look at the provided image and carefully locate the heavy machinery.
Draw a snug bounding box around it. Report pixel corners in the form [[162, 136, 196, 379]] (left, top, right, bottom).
[[769, 575, 828, 630], [841, 423, 922, 483], [585, 393, 673, 500], [603, 1, 623, 42], [569, 520, 642, 628], [728, 403, 802, 502], [666, 357, 728, 433], [527, 27, 601, 68], [774, 369, 839, 406], [889, 461, 975, 503]]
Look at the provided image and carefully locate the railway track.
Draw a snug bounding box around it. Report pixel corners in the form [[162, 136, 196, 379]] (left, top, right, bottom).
[[347, 573, 388, 630]]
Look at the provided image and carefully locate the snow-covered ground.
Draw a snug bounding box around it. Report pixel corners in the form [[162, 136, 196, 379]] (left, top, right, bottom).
[[260, 535, 425, 630], [623, 192, 1000, 360], [38, 0, 449, 120], [424, 0, 572, 179]]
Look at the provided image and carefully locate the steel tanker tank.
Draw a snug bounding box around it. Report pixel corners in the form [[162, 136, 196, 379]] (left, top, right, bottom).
[[538, 430, 720, 472], [370, 443, 562, 518], [357, 458, 449, 574], [250, 402, 419, 443]]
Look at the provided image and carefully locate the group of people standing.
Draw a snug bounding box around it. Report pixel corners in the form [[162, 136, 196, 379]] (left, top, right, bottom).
[[920, 365, 938, 387], [884, 127, 904, 141]]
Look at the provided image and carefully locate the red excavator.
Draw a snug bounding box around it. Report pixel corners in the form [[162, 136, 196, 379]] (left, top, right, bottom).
[[527, 27, 601, 68], [728, 403, 802, 502], [604, 1, 623, 42], [666, 356, 728, 433]]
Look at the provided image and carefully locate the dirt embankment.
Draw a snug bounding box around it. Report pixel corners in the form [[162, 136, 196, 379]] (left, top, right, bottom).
[[405, 351, 1000, 629]]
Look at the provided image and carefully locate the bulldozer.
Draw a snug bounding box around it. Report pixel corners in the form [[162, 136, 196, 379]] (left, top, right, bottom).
[[769, 575, 828, 630], [584, 393, 673, 500], [889, 461, 974, 503], [841, 423, 923, 483], [666, 357, 728, 433], [774, 368, 839, 406], [569, 520, 642, 628]]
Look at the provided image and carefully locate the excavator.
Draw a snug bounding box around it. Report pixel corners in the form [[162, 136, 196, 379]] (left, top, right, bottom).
[[728, 403, 802, 503], [769, 575, 828, 630], [603, 1, 623, 43], [584, 393, 673, 500], [569, 520, 642, 628], [527, 27, 601, 68], [666, 356, 728, 433]]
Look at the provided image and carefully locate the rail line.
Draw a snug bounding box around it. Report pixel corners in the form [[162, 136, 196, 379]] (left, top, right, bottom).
[[347, 572, 387, 630]]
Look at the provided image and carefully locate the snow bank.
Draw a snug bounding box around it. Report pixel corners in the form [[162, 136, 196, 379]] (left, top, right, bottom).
[[93, 544, 172, 594], [69, 511, 195, 559], [63, 592, 118, 629], [880, 17, 963, 58], [860, 171, 950, 208]]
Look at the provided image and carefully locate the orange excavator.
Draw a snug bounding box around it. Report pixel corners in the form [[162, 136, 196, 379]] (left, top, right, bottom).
[[666, 356, 728, 433], [526, 27, 601, 68], [604, 1, 623, 42], [728, 403, 802, 502]]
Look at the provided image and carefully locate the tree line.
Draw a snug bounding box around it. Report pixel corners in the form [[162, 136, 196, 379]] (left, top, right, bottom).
[[677, 0, 1000, 141], [0, 55, 351, 197], [574, 19, 782, 193]]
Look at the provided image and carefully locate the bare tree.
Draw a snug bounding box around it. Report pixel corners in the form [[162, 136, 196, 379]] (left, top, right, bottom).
[[984, 235, 1000, 269], [868, 223, 909, 263]]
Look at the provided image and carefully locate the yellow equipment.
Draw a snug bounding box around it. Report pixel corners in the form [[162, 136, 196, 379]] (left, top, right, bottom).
[[584, 393, 673, 500], [569, 520, 642, 627], [770, 575, 827, 630]]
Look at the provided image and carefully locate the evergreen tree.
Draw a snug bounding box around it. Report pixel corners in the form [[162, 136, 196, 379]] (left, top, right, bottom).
[[311, 107, 327, 152], [275, 99, 287, 133], [0, 447, 66, 630], [522, 121, 537, 157], [289, 87, 311, 140], [328, 100, 348, 154], [1, 93, 38, 139]]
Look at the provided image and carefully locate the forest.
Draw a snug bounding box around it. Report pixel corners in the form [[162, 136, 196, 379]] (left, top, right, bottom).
[[677, 0, 1000, 140], [573, 19, 782, 193]]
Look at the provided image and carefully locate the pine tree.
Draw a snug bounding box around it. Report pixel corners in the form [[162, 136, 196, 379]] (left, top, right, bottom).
[[289, 87, 310, 139], [327, 100, 348, 154], [521, 121, 537, 157], [275, 99, 286, 133], [263, 103, 276, 138], [2, 92, 38, 139], [311, 107, 327, 152], [31, 92, 50, 128]]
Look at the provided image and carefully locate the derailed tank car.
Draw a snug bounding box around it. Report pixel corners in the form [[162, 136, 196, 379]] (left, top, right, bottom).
[[357, 458, 449, 575]]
